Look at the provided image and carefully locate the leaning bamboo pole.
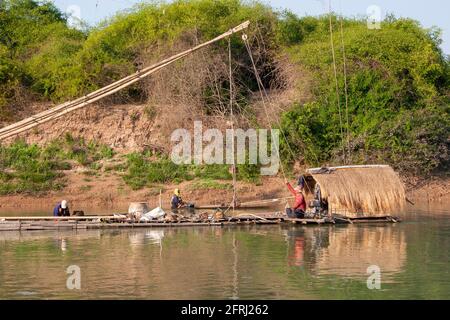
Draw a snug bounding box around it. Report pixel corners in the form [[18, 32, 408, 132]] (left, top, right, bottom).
[[0, 21, 250, 141]]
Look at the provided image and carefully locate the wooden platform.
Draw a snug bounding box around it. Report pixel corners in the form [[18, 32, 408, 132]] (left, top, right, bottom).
[[0, 214, 400, 232]]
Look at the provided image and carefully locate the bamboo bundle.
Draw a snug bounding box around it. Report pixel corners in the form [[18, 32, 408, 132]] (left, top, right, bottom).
[[306, 165, 406, 216], [0, 21, 250, 141]]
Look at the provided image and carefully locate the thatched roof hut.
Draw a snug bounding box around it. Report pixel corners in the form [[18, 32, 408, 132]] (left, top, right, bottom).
[[303, 165, 405, 217]]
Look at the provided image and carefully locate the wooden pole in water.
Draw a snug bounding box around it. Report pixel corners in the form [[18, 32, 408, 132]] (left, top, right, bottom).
[[228, 37, 237, 211]]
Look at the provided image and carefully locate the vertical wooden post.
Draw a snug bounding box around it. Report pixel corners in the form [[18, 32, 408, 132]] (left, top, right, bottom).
[[228, 38, 238, 211]]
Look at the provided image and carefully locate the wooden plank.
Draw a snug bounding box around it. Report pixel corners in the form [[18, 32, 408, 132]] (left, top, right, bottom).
[[0, 216, 122, 221], [284, 218, 327, 224], [0, 213, 401, 233]]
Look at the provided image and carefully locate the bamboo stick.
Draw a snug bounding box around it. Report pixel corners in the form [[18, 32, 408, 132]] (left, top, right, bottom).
[[306, 164, 390, 174]]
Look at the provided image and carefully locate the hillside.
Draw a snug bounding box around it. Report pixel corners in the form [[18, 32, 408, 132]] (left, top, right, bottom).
[[0, 0, 449, 206]]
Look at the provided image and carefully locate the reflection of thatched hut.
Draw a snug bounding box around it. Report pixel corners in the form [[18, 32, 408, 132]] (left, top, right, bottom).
[[315, 226, 407, 279], [303, 165, 405, 217]]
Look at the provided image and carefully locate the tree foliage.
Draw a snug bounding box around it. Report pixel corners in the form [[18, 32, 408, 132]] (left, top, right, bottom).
[[280, 15, 449, 174]]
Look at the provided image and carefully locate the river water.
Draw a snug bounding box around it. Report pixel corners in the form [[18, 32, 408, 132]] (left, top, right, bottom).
[[0, 203, 448, 299]]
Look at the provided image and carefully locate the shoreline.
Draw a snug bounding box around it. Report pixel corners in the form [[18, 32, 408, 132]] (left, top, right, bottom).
[[0, 175, 448, 215]]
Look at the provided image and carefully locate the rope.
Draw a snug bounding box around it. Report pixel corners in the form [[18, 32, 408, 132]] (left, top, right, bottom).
[[243, 38, 302, 165], [242, 33, 314, 195], [328, 2, 346, 164], [241, 34, 287, 182]]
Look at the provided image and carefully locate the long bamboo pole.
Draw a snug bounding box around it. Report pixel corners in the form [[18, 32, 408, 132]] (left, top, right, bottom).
[[0, 21, 250, 141]]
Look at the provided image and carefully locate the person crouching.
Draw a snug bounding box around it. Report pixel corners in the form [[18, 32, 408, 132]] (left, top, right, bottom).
[[171, 189, 184, 213], [53, 200, 70, 217]]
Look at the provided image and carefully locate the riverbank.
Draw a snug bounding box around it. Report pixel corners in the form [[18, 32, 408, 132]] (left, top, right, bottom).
[[0, 169, 448, 215]]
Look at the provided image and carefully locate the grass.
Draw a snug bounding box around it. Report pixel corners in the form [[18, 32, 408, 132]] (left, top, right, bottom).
[[0, 140, 64, 194], [189, 179, 232, 191], [79, 185, 92, 192], [122, 153, 192, 190], [0, 137, 115, 195], [120, 152, 262, 191], [192, 164, 232, 180], [0, 137, 260, 195], [144, 105, 157, 120]]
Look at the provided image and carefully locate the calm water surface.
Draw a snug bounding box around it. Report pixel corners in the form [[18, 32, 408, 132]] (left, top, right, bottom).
[[0, 203, 449, 299]]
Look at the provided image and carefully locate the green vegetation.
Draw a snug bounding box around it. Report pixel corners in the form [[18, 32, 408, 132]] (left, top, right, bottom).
[[0, 0, 86, 115], [189, 179, 232, 190], [123, 152, 191, 190], [279, 16, 449, 174], [0, 140, 65, 194], [121, 152, 260, 190], [0, 0, 448, 195], [192, 164, 232, 180], [56, 133, 115, 165], [0, 0, 277, 114], [0, 137, 114, 194]]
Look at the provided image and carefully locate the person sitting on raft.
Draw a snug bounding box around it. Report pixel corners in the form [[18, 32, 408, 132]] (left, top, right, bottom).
[[53, 200, 70, 217], [285, 180, 306, 219], [171, 189, 185, 210]]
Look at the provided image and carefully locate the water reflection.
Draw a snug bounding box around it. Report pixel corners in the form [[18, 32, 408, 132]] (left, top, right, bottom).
[[315, 226, 407, 280], [0, 209, 448, 299], [285, 227, 331, 269], [284, 225, 407, 281], [128, 230, 165, 258], [0, 230, 101, 242]]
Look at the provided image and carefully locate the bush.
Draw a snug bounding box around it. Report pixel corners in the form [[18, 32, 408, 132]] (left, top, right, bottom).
[[0, 0, 86, 110], [280, 15, 450, 174], [237, 162, 261, 183], [280, 102, 332, 166], [374, 106, 450, 175]]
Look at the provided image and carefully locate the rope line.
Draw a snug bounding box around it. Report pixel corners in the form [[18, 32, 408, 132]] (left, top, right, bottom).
[[242, 34, 315, 195], [241, 35, 287, 182], [242, 37, 301, 164]]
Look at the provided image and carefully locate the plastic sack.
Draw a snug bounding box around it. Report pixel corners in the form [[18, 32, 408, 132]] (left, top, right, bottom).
[[140, 207, 166, 222]]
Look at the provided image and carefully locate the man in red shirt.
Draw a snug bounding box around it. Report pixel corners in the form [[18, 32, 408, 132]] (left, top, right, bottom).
[[285, 180, 306, 218]]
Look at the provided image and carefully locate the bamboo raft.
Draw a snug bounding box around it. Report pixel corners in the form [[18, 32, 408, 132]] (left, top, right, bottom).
[[0, 214, 400, 232]]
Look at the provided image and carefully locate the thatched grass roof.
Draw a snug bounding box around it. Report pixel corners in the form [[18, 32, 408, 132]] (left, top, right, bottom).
[[305, 165, 405, 216]]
